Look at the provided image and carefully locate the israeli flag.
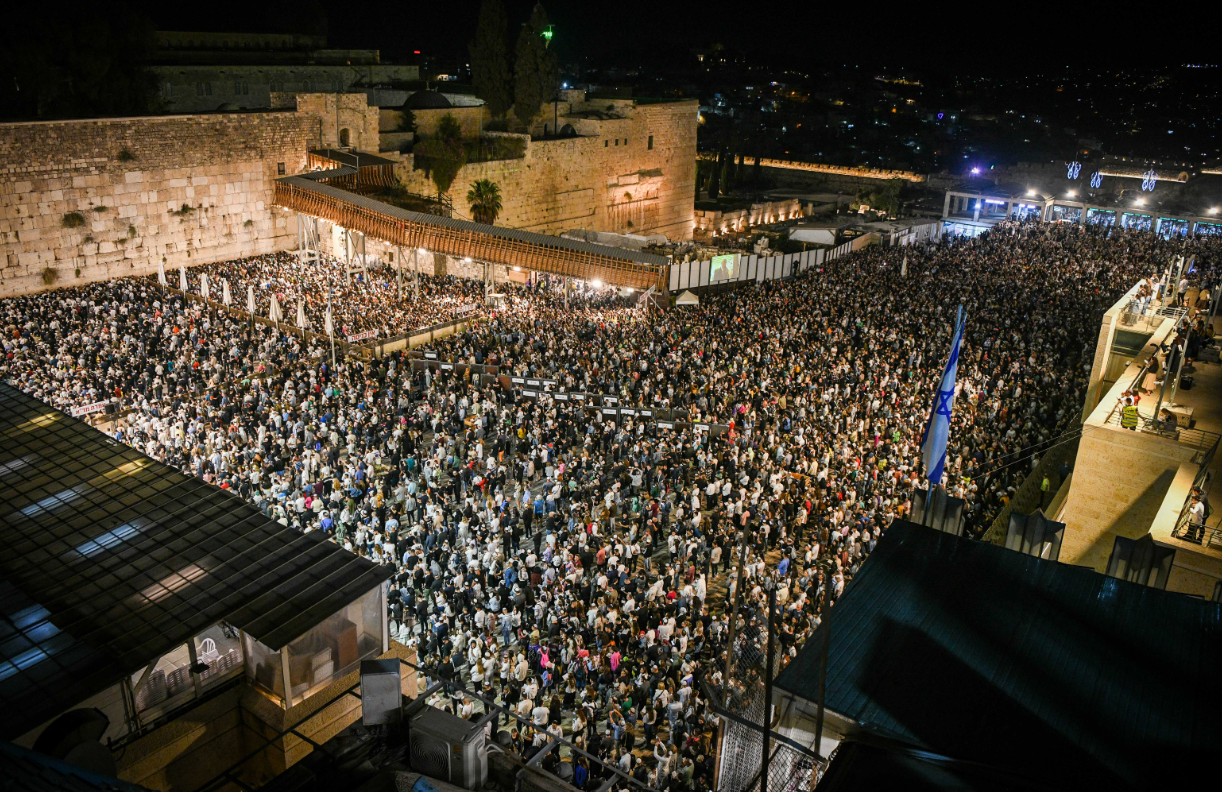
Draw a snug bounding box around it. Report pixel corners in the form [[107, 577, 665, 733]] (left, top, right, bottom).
[[920, 305, 966, 485]]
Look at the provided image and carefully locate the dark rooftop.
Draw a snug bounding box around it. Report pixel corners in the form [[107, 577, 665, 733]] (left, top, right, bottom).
[[0, 740, 155, 792], [0, 383, 392, 740], [775, 520, 1222, 792]]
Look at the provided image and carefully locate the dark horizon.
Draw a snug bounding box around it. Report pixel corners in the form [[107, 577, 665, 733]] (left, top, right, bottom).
[[115, 0, 1219, 71]]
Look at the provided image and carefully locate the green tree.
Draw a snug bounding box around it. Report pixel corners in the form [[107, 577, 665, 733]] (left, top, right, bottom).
[[467, 179, 504, 225], [513, 4, 558, 129], [859, 178, 903, 216], [469, 0, 512, 119], [415, 113, 467, 197]]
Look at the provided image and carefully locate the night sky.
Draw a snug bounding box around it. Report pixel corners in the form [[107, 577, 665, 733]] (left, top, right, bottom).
[[125, 0, 1217, 71]]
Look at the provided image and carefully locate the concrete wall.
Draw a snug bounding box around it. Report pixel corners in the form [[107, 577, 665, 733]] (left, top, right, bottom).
[[395, 100, 697, 240], [0, 112, 312, 297], [1060, 425, 1200, 572]]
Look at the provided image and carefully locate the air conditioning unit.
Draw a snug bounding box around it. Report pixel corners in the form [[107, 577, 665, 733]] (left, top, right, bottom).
[[406, 701, 488, 790]]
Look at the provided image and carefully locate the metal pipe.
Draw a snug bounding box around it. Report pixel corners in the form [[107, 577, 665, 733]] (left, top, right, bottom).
[[761, 579, 777, 792], [722, 522, 752, 707]]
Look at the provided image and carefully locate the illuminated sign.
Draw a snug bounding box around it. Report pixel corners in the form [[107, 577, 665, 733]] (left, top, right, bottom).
[[1090, 172, 1103, 189], [1142, 170, 1157, 191], [1066, 161, 1082, 180]]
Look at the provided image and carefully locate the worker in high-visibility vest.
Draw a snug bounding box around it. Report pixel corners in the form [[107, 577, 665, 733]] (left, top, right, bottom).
[[1120, 397, 1140, 430]]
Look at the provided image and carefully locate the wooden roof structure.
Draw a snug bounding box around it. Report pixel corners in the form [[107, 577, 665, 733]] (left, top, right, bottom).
[[273, 176, 670, 290]]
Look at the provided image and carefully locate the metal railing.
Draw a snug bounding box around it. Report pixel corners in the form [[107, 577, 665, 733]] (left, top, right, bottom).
[[196, 655, 662, 792], [1102, 409, 1221, 464]]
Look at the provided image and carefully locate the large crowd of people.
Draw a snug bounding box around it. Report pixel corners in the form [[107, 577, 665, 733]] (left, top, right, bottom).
[[174, 251, 491, 339], [3, 220, 1220, 791]]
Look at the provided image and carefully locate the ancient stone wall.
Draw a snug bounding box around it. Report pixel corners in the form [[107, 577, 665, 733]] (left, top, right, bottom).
[[0, 111, 312, 297], [291, 93, 380, 152], [395, 100, 697, 241]]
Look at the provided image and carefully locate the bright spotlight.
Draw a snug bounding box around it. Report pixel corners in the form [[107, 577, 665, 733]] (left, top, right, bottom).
[[1135, 198, 1145, 206], [1027, 189, 1036, 197], [1067, 191, 1076, 198], [591, 279, 603, 288]]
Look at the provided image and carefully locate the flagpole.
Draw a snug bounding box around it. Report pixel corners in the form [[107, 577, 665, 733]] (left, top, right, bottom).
[[328, 289, 336, 371]]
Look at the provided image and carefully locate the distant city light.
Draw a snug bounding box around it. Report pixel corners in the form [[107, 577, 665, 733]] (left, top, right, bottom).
[[971, 167, 980, 174]]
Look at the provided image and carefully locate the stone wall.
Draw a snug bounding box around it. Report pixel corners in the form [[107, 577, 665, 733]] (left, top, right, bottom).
[[756, 158, 924, 183], [395, 100, 697, 240], [289, 93, 380, 153], [0, 111, 313, 297]]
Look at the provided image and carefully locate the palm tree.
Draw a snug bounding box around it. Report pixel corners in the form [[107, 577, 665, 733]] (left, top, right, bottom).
[[467, 179, 504, 225]]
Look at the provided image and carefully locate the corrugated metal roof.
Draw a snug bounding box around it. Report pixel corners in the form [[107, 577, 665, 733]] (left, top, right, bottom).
[[0, 384, 392, 740], [278, 176, 671, 268], [774, 520, 1222, 791], [0, 741, 156, 792]]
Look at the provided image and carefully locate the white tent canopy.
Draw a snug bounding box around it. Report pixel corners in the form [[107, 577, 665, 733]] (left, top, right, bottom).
[[675, 290, 700, 306]]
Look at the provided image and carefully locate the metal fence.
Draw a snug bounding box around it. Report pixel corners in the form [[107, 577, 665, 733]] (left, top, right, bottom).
[[706, 601, 824, 792]]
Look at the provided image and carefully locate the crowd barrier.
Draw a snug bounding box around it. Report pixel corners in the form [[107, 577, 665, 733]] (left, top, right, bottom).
[[667, 238, 865, 293]]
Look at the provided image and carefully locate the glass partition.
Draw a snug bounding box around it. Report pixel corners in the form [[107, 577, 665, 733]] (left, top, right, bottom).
[[1121, 212, 1153, 231], [194, 623, 243, 690], [1086, 208, 1116, 227], [130, 643, 193, 715], [244, 632, 286, 706], [284, 585, 385, 707]]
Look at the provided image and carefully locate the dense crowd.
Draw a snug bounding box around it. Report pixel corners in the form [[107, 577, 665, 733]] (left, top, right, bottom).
[[3, 220, 1220, 791], [173, 251, 491, 339]]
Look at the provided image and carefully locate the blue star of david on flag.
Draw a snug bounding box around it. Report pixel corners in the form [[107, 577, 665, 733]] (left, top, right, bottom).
[[921, 305, 966, 485]]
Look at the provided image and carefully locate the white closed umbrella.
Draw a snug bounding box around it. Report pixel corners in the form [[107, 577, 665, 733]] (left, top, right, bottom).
[[200, 273, 210, 302], [178, 265, 188, 292], [157, 260, 167, 286], [901, 255, 907, 277], [324, 303, 334, 337], [222, 279, 231, 306], [246, 285, 256, 315], [269, 294, 283, 324], [296, 298, 308, 330]]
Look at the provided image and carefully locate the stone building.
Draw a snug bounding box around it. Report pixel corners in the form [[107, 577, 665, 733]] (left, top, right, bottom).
[[151, 31, 419, 114], [0, 90, 696, 297], [391, 90, 698, 240]]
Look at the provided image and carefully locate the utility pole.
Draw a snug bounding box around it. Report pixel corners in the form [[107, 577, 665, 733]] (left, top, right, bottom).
[[722, 514, 752, 707], [760, 577, 777, 792], [814, 604, 830, 760]]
